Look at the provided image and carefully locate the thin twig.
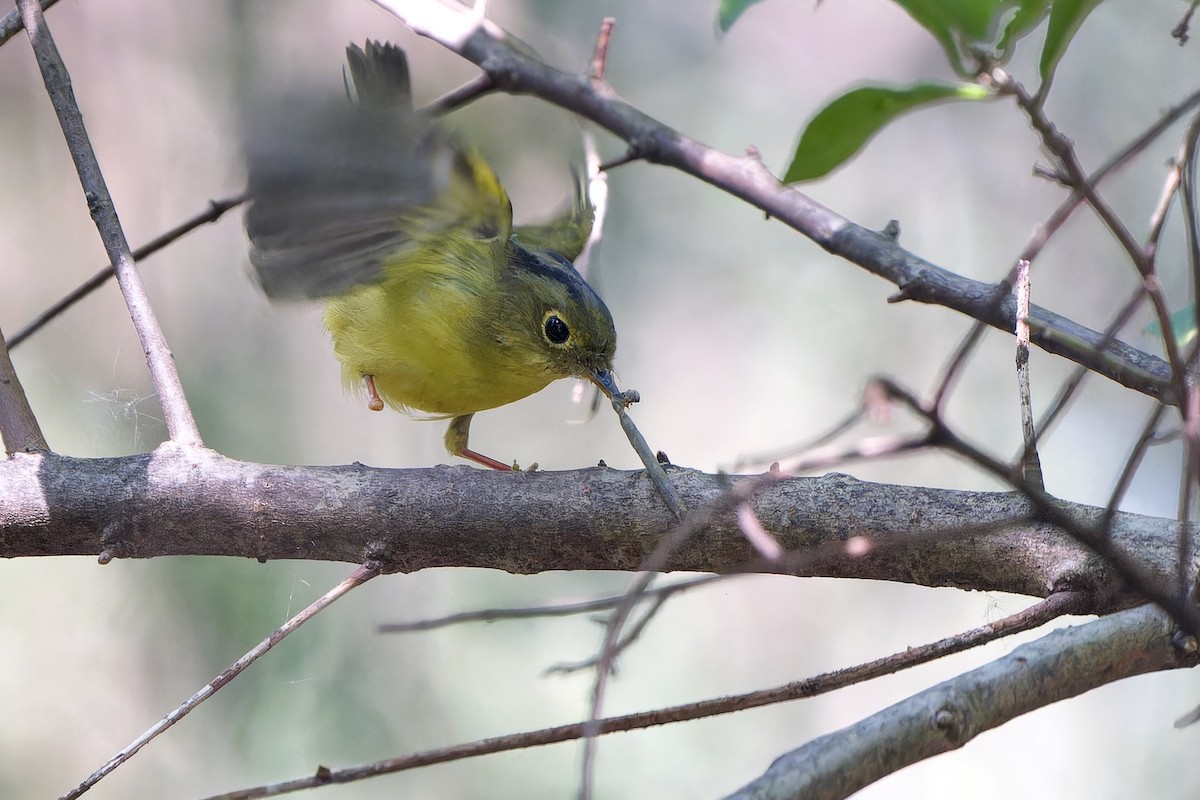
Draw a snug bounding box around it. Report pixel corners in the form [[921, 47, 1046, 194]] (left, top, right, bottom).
[[609, 396, 683, 517], [1146, 131, 1189, 254], [1182, 386, 1199, 601], [1013, 86, 1200, 280], [1182, 115, 1200, 357], [583, 395, 684, 798], [597, 148, 641, 171], [1176, 701, 1200, 729], [1032, 286, 1147, 441], [582, 446, 774, 798], [6, 196, 246, 350], [376, 575, 725, 633], [58, 563, 379, 800], [199, 591, 1087, 800], [1102, 403, 1170, 535], [1173, 1, 1199, 44], [733, 403, 868, 471], [18, 1, 202, 446], [931, 320, 989, 413], [778, 429, 931, 474], [589, 17, 615, 80], [421, 73, 494, 115], [736, 377, 932, 473], [547, 589, 673, 675], [1014, 259, 1044, 490]]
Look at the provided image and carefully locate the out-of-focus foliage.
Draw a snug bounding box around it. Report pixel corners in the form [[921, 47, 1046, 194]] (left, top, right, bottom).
[[716, 0, 768, 33], [722, 0, 1105, 181]]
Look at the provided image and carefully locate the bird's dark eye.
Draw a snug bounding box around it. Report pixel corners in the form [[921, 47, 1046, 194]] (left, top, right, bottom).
[[544, 314, 570, 344]]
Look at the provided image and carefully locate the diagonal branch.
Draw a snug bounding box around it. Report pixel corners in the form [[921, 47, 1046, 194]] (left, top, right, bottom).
[[723, 603, 1199, 800], [371, 7, 1179, 405], [5, 195, 245, 350], [58, 563, 380, 800], [16, 0, 202, 445]]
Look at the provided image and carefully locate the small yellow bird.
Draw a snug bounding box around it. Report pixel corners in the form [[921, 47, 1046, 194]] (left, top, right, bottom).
[[243, 42, 621, 469]]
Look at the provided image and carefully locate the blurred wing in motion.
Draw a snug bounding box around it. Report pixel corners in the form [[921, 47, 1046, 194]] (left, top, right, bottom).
[[513, 161, 595, 263], [243, 41, 513, 300]]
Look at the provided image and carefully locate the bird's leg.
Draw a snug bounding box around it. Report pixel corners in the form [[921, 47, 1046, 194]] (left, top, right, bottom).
[[445, 414, 515, 471], [362, 374, 385, 412]]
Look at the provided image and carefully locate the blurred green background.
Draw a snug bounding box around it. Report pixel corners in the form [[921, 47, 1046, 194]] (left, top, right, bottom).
[[1, 1, 1198, 798]]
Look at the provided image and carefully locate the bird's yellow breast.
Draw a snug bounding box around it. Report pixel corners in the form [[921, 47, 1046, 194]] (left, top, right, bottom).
[[323, 250, 558, 416]]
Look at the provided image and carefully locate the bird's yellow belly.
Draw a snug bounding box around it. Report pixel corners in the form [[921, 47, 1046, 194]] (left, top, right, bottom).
[[323, 282, 555, 416]]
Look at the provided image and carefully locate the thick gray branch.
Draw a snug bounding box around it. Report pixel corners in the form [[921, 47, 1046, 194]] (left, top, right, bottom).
[[1, 445, 1193, 607], [723, 603, 1200, 800]]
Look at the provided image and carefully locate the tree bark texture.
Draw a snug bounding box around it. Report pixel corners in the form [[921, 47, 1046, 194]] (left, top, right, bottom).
[[2, 444, 1193, 608]]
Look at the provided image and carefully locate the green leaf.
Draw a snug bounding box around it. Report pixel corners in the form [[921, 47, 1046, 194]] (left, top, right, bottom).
[[891, 0, 1051, 73], [784, 82, 993, 183], [1039, 0, 1104, 86], [997, 0, 1052, 55], [893, 0, 998, 43], [717, 0, 768, 32]]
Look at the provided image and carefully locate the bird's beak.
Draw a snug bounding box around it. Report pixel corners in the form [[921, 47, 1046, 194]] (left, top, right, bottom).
[[588, 368, 621, 399], [588, 368, 638, 408]]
